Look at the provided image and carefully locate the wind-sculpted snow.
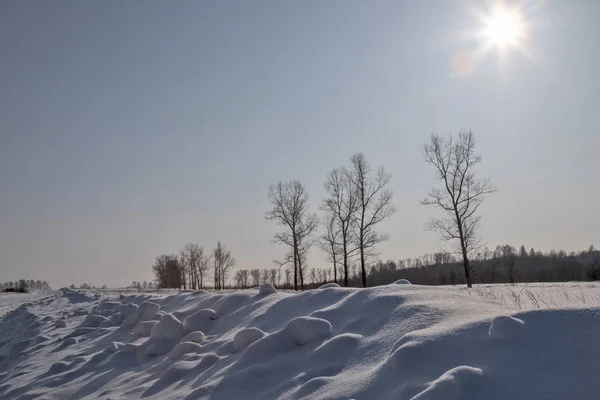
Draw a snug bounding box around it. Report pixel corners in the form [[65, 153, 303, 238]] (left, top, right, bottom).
[[0, 284, 599, 399]]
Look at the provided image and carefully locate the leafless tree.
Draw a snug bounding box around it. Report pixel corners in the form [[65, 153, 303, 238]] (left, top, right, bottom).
[[421, 131, 497, 288], [269, 269, 278, 287], [260, 269, 268, 285], [318, 214, 343, 284], [310, 268, 317, 284], [322, 167, 360, 286], [213, 242, 236, 290], [183, 244, 211, 290], [349, 153, 396, 287], [152, 254, 181, 288], [266, 180, 318, 291], [250, 269, 261, 287]]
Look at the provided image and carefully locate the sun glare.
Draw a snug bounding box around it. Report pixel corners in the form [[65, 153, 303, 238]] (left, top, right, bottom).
[[484, 5, 526, 49]]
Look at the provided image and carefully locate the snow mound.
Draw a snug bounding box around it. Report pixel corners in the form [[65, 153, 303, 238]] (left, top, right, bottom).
[[117, 303, 138, 318], [137, 301, 160, 321], [182, 331, 206, 344], [318, 283, 340, 289], [259, 283, 277, 295], [183, 309, 218, 334], [145, 342, 172, 357], [393, 279, 412, 285], [411, 366, 484, 400], [134, 321, 158, 338], [109, 312, 125, 324], [106, 341, 124, 353], [283, 316, 332, 346], [171, 341, 203, 361], [82, 313, 109, 327], [97, 301, 119, 311], [489, 316, 525, 340], [55, 320, 67, 328], [121, 301, 160, 329], [234, 327, 267, 352], [150, 313, 184, 341]]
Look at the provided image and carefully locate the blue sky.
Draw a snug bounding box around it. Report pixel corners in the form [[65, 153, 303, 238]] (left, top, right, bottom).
[[1, 0, 598, 288]]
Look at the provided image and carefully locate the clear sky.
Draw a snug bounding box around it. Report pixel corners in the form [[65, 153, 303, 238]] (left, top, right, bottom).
[[1, 0, 598, 288]]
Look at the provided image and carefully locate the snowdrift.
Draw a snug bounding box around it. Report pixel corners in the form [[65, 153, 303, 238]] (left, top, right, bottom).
[[0, 284, 599, 399]]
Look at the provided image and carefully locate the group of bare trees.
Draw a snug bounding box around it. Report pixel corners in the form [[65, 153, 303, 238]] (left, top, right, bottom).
[[151, 242, 236, 290], [1, 279, 51, 293], [266, 152, 397, 290], [265, 131, 498, 290], [232, 267, 336, 290]]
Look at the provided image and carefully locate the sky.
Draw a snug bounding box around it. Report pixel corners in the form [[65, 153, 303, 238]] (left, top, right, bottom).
[[1, 0, 599, 288]]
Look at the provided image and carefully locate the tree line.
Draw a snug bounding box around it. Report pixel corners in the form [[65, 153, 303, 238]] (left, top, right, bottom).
[[151, 241, 236, 290], [146, 131, 598, 290], [2, 279, 51, 293], [367, 244, 600, 286], [265, 131, 495, 290]]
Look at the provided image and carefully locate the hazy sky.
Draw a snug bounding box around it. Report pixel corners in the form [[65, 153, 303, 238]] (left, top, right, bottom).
[[1, 1, 598, 288]]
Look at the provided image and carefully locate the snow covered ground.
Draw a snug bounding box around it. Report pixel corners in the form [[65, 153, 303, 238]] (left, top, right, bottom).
[[0, 282, 599, 399]]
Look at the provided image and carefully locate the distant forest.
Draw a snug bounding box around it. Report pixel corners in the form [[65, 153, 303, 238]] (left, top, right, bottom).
[[1, 280, 51, 293], [142, 244, 599, 291]]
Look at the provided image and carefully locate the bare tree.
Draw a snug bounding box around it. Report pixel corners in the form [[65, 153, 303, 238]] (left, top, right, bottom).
[[269, 269, 278, 287], [213, 242, 236, 290], [152, 254, 181, 289], [349, 153, 396, 287], [421, 131, 497, 288], [261, 269, 269, 285], [318, 214, 342, 284], [251, 269, 261, 287], [322, 167, 360, 286], [266, 180, 318, 291], [181, 243, 200, 289]]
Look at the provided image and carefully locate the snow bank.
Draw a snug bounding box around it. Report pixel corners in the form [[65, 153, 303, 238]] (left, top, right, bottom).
[[259, 284, 277, 295], [318, 283, 340, 289], [171, 341, 203, 361], [182, 331, 206, 344], [234, 327, 267, 352], [150, 313, 184, 341], [283, 316, 332, 346], [412, 366, 484, 400], [134, 321, 158, 338], [489, 315, 525, 340], [55, 320, 67, 328], [2, 283, 600, 400], [183, 308, 218, 334]]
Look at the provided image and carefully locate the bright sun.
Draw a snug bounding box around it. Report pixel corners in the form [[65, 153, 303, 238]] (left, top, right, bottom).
[[484, 5, 526, 48]]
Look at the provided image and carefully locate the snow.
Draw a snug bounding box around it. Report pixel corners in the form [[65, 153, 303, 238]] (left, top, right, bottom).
[[0, 283, 599, 399], [150, 313, 184, 341], [134, 320, 158, 338], [393, 279, 412, 285], [182, 308, 218, 334], [283, 316, 332, 346], [259, 283, 278, 295], [318, 283, 341, 289], [488, 315, 525, 339], [182, 331, 206, 344], [171, 341, 203, 361], [234, 327, 267, 352]]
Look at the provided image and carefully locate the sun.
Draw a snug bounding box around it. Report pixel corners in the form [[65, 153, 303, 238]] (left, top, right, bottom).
[[483, 4, 526, 49]]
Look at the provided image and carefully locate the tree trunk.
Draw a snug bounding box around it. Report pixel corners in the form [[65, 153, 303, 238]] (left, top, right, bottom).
[[332, 252, 337, 284], [293, 235, 298, 291], [343, 240, 349, 287]]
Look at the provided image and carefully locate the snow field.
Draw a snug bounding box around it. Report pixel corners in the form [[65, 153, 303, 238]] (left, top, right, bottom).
[[0, 283, 598, 399]]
